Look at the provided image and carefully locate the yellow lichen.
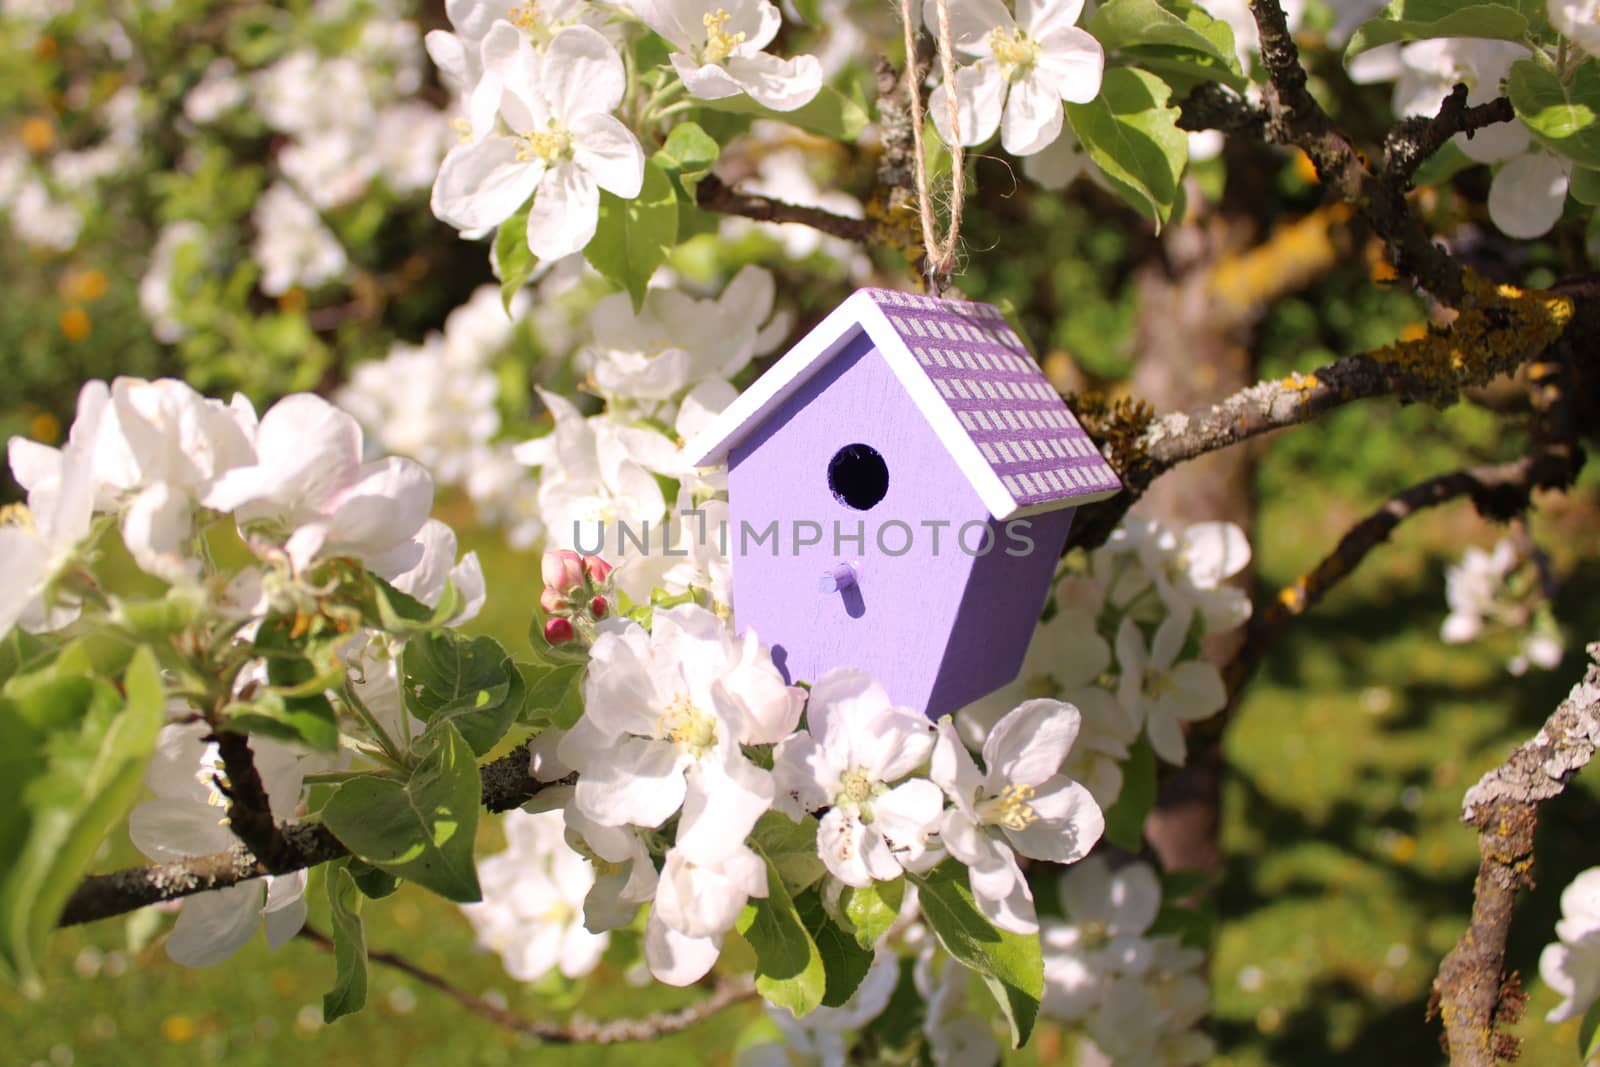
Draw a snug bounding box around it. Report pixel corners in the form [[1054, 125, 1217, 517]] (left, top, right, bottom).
[[1367, 271, 1574, 402]]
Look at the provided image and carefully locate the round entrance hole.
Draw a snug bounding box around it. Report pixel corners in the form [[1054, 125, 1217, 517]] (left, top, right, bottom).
[[827, 443, 889, 510]]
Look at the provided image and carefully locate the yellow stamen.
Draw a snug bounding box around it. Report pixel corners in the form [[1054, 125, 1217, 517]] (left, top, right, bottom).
[[984, 782, 1039, 831], [517, 125, 573, 163], [0, 503, 34, 529], [701, 9, 746, 64], [508, 2, 542, 33], [986, 26, 1040, 77], [657, 692, 717, 753]]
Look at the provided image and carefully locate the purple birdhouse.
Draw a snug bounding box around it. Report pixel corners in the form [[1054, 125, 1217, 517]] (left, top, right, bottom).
[[686, 288, 1121, 719]]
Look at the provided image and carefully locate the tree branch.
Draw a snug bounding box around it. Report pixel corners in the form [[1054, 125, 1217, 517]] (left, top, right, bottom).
[[694, 173, 876, 244], [212, 730, 295, 874], [298, 924, 756, 1044], [1067, 277, 1578, 549], [1222, 444, 1580, 696], [1430, 647, 1600, 1066], [58, 741, 566, 928]]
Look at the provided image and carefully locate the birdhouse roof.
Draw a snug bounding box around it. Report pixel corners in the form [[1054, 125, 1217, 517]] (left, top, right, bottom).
[[686, 288, 1122, 520]]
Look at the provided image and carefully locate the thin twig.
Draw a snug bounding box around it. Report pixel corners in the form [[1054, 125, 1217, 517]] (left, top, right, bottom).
[[58, 742, 567, 928], [694, 173, 876, 243], [298, 925, 757, 1044], [1429, 647, 1600, 1066], [1247, 0, 1468, 302], [1384, 84, 1515, 184], [1223, 445, 1580, 696]]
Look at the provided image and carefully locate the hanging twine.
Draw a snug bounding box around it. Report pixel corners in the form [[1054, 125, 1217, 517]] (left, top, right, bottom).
[[898, 0, 965, 293]]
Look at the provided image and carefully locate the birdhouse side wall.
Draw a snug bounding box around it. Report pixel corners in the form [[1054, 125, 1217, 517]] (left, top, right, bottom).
[[924, 506, 1077, 719], [725, 329, 985, 714]]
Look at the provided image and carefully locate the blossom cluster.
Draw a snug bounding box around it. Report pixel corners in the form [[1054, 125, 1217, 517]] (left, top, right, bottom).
[[3, 376, 484, 963], [425, 0, 823, 261], [1439, 536, 1565, 677], [1041, 856, 1214, 1064]]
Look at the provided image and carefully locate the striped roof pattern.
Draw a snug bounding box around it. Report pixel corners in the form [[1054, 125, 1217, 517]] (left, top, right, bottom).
[[860, 288, 1120, 510]]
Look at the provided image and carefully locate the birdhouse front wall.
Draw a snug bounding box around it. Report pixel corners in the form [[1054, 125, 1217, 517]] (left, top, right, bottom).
[[726, 328, 1049, 717]]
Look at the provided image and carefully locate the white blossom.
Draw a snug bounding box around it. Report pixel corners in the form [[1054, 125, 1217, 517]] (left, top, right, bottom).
[[431, 25, 643, 261], [736, 951, 899, 1066], [916, 949, 1002, 1067], [2, 382, 108, 636], [462, 808, 609, 981], [773, 669, 944, 887], [251, 182, 349, 296], [1115, 615, 1226, 766], [925, 0, 1104, 156], [203, 392, 434, 577], [932, 700, 1104, 933], [645, 842, 768, 984], [557, 604, 803, 861], [633, 0, 822, 111], [1540, 867, 1600, 1023], [583, 265, 788, 413], [1551, 0, 1600, 56], [512, 389, 670, 549]]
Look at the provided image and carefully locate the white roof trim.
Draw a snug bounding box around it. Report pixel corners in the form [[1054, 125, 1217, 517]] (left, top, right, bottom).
[[684, 291, 1111, 520]]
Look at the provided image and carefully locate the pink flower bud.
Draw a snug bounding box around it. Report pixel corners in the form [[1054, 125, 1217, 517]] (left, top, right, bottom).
[[582, 555, 613, 584], [543, 616, 575, 645], [541, 549, 584, 592], [589, 595, 609, 619], [539, 587, 568, 614]]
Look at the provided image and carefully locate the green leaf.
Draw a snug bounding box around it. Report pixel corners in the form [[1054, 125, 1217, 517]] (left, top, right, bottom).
[[401, 632, 524, 756], [749, 812, 827, 893], [0, 630, 53, 689], [346, 859, 401, 900], [795, 890, 874, 1008], [320, 721, 482, 902], [1088, 0, 1240, 70], [1580, 995, 1600, 1062], [1509, 59, 1600, 169], [1347, 0, 1530, 56], [322, 865, 369, 1023], [365, 576, 462, 635], [1102, 735, 1156, 850], [1065, 68, 1188, 229], [908, 862, 1044, 1049], [494, 200, 536, 312], [226, 691, 340, 752], [654, 122, 721, 197], [694, 85, 870, 141], [1123, 46, 1248, 94], [585, 159, 679, 311], [841, 878, 904, 950], [518, 657, 586, 730], [1572, 167, 1600, 206], [737, 858, 825, 1017], [0, 648, 164, 992]]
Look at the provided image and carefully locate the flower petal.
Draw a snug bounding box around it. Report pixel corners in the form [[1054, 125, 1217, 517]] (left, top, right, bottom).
[[572, 113, 645, 198], [431, 138, 543, 234], [1488, 151, 1570, 239], [527, 162, 601, 260], [1002, 74, 1066, 156], [542, 25, 626, 119], [724, 52, 823, 112]]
